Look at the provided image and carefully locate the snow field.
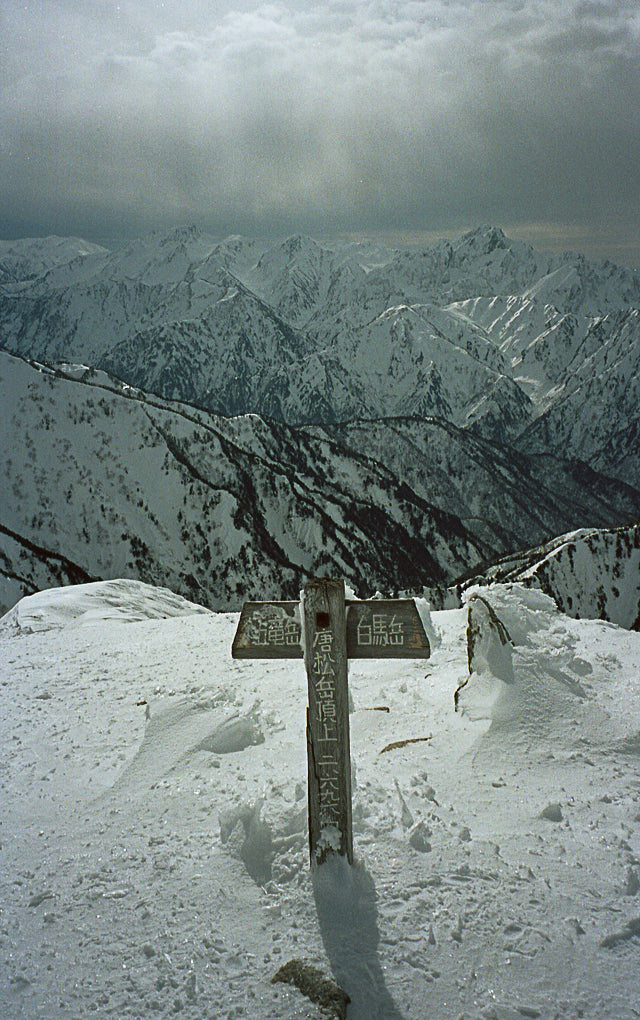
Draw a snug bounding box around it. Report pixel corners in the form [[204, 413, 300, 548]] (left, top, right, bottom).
[[1, 581, 639, 1019]]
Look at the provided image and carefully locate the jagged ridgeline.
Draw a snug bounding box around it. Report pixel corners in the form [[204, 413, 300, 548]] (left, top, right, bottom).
[[1, 226, 639, 614]]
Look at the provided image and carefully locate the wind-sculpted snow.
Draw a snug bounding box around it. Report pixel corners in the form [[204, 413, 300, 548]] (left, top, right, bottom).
[[0, 578, 212, 636], [454, 585, 613, 738]]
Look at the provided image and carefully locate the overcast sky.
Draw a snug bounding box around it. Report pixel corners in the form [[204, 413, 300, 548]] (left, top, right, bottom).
[[1, 0, 639, 265]]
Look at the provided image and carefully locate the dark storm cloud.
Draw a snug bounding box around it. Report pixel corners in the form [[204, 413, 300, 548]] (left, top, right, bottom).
[[1, 0, 638, 262]]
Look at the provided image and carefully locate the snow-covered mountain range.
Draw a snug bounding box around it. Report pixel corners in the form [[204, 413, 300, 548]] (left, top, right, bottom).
[[1, 226, 639, 618], [1, 349, 639, 616], [2, 225, 640, 1013], [2, 225, 639, 476]]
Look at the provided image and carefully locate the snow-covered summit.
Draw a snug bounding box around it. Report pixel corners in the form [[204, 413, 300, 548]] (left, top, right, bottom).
[[0, 579, 212, 636], [0, 235, 108, 284]]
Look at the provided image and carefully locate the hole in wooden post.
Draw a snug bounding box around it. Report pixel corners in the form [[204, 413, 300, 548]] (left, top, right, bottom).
[[316, 611, 330, 629]]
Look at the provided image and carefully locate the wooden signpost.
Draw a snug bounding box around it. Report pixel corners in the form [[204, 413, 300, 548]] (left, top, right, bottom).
[[232, 579, 431, 867]]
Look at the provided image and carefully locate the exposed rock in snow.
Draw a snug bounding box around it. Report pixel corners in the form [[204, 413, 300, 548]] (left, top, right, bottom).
[[454, 592, 514, 717], [272, 958, 350, 1020], [539, 802, 563, 822]]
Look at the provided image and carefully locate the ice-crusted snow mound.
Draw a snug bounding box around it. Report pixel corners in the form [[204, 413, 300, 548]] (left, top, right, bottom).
[[453, 591, 515, 720], [455, 584, 603, 729], [0, 578, 212, 635]]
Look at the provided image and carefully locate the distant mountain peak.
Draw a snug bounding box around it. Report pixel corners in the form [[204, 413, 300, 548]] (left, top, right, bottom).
[[160, 225, 202, 246], [458, 225, 509, 253], [282, 233, 317, 252]]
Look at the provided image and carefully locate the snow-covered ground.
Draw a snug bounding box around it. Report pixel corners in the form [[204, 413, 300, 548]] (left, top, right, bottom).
[[1, 580, 639, 1019]]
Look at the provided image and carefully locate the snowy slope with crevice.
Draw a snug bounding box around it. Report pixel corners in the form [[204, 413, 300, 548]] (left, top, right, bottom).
[[1, 580, 639, 1019], [457, 523, 640, 630]]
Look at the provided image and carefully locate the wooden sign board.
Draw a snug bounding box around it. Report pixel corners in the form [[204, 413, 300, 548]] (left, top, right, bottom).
[[231, 601, 303, 659], [232, 598, 430, 660], [231, 582, 431, 869], [346, 599, 431, 658]]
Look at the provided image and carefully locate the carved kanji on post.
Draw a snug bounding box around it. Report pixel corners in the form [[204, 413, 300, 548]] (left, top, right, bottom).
[[232, 580, 431, 867]]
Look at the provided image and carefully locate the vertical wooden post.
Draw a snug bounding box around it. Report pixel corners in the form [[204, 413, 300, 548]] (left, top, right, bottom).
[[303, 578, 353, 867]]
